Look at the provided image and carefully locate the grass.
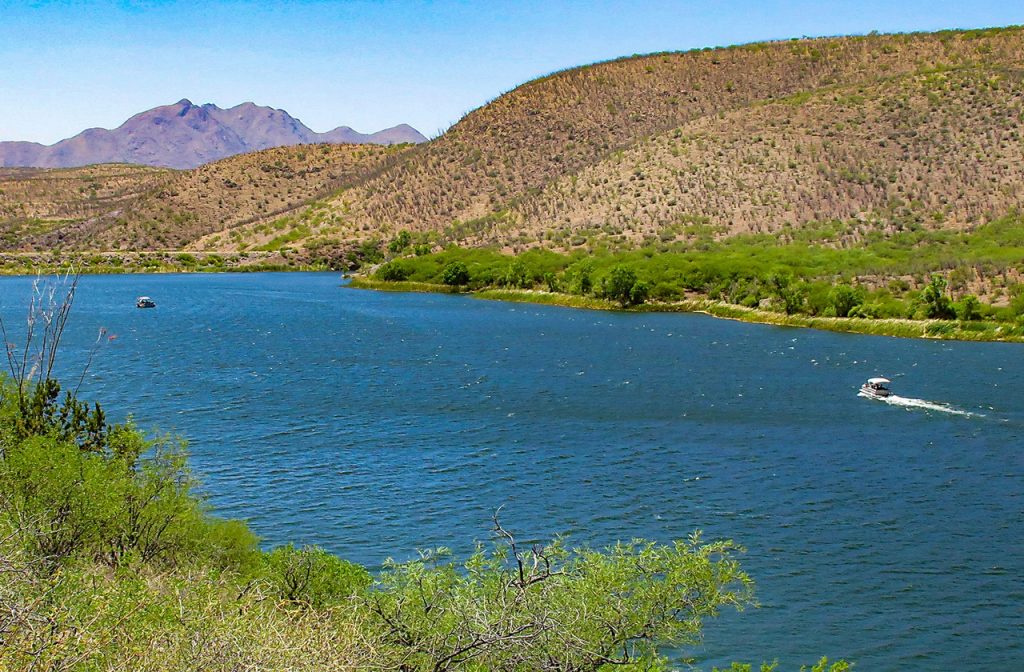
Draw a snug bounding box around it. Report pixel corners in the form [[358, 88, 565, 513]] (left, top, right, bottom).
[[473, 288, 618, 310], [686, 301, 1024, 342], [347, 277, 462, 293]]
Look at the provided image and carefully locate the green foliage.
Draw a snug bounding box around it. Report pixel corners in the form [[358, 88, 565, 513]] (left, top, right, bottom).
[[1008, 285, 1024, 317], [827, 283, 865, 318], [256, 224, 311, 252], [600, 265, 649, 307], [956, 294, 982, 321], [366, 525, 754, 671], [356, 239, 384, 265], [10, 379, 109, 453], [500, 259, 533, 288], [566, 259, 594, 295], [389, 229, 412, 254], [260, 543, 371, 608], [714, 658, 850, 672], [768, 272, 806, 315], [376, 260, 412, 282], [921, 274, 955, 319], [441, 260, 471, 286], [0, 376, 259, 571]]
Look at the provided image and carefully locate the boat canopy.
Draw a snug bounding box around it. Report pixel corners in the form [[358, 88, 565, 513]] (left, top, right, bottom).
[[867, 377, 891, 385]]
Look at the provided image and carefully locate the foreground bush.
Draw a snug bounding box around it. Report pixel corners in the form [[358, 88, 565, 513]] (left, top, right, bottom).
[[367, 528, 753, 670]]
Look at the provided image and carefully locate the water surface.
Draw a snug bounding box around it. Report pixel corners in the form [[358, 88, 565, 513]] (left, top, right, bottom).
[[1, 273, 1020, 668]]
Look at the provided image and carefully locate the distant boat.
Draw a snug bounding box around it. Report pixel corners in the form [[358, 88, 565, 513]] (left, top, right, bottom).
[[859, 377, 891, 398], [136, 296, 156, 309]]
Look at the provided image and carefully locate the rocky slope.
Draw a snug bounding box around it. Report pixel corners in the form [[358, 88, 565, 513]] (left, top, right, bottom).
[[0, 100, 426, 169]]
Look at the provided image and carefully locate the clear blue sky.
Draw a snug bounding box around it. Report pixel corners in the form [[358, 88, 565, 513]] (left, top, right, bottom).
[[1, 0, 1021, 144]]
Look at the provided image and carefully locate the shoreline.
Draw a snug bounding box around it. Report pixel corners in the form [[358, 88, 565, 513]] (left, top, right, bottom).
[[2, 266, 1020, 342], [348, 277, 1024, 343]]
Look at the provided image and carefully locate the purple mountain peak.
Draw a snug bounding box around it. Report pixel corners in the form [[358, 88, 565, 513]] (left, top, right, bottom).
[[0, 100, 427, 169]]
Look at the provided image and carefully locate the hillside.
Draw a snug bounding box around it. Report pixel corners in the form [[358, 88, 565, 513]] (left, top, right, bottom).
[[1, 142, 413, 257], [0, 164, 174, 249], [1, 27, 1023, 275], [317, 27, 1022, 247], [498, 65, 1024, 250], [0, 99, 426, 169]]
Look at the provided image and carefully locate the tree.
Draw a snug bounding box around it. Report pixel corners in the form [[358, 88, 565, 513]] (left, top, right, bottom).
[[956, 294, 981, 321], [602, 265, 649, 307], [376, 261, 411, 282], [768, 272, 806, 315], [566, 261, 594, 295], [827, 283, 864, 318], [500, 259, 531, 288], [1008, 284, 1024, 318], [630, 279, 650, 306], [262, 543, 371, 608], [921, 274, 955, 319], [388, 230, 412, 254], [441, 261, 470, 286]]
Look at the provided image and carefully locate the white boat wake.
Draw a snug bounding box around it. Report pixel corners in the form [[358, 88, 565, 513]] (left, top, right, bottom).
[[858, 391, 979, 417]]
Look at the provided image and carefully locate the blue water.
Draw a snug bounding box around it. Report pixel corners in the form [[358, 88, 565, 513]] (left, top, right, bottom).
[[1, 272, 1021, 669]]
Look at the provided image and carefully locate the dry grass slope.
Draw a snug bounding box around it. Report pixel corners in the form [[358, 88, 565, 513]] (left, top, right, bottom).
[[326, 27, 1024, 245], [0, 164, 173, 248], [509, 66, 1024, 251], [0, 143, 411, 252]]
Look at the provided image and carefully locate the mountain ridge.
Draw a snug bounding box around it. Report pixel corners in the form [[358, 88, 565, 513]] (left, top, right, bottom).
[[2, 26, 1023, 284], [0, 100, 426, 170]]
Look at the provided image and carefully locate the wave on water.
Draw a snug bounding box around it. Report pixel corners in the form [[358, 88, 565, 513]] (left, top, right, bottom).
[[859, 392, 980, 417]]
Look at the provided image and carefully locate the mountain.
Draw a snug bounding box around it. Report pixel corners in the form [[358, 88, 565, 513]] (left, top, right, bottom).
[[0, 100, 427, 169], [2, 27, 1023, 270]]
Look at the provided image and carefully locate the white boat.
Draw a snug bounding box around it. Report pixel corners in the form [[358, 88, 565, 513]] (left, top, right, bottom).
[[860, 377, 891, 398], [136, 296, 156, 309]]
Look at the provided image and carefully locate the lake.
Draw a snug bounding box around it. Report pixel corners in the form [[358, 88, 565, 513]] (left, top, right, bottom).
[[1, 272, 1021, 669]]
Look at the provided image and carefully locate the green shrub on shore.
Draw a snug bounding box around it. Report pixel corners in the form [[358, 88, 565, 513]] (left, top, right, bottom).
[[357, 211, 1024, 341]]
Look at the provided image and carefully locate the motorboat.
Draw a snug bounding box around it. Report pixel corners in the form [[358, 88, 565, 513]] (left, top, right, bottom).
[[860, 377, 891, 398], [136, 296, 156, 308]]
